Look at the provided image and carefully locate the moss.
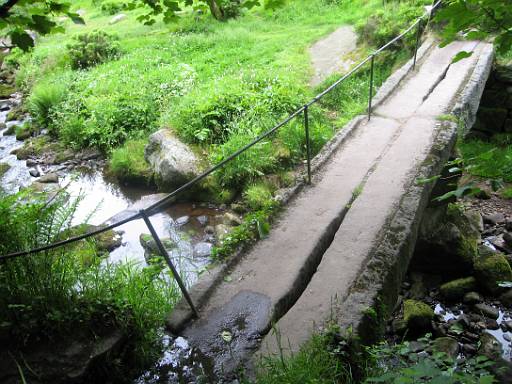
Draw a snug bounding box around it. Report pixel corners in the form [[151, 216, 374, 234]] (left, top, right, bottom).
[[0, 162, 10, 177], [439, 277, 476, 301], [0, 83, 14, 99], [108, 139, 154, 186], [403, 299, 434, 332], [474, 253, 512, 293], [15, 123, 34, 140]]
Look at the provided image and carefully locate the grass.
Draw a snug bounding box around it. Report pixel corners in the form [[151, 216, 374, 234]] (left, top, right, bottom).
[[108, 138, 154, 185], [10, 0, 431, 194]]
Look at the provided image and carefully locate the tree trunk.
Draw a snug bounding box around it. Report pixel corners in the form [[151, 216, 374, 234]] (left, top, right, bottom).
[[206, 0, 225, 20]]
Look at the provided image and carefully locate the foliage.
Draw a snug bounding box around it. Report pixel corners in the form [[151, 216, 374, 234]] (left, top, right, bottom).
[[365, 337, 496, 384], [211, 199, 278, 260], [168, 73, 303, 145], [67, 30, 121, 70], [355, 0, 430, 51], [0, 0, 84, 51], [0, 189, 180, 367], [101, 0, 128, 15], [243, 182, 273, 210], [28, 81, 66, 130], [108, 138, 154, 185], [438, 0, 512, 56], [256, 332, 356, 384], [131, 0, 284, 23]]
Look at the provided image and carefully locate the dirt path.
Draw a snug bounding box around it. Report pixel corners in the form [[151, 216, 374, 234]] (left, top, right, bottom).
[[309, 26, 358, 87]]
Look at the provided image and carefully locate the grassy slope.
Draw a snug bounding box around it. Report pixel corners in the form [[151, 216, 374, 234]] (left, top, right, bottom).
[[15, 0, 383, 185]]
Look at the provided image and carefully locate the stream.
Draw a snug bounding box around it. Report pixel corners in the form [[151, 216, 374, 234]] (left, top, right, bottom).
[[0, 94, 220, 284]]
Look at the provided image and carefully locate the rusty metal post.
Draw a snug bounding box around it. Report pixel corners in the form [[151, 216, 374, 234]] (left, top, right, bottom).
[[140, 209, 199, 319], [368, 54, 375, 121], [304, 105, 312, 184]]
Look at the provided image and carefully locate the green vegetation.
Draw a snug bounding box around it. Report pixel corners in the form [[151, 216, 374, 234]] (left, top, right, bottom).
[[8, 0, 432, 195], [459, 137, 512, 182], [67, 30, 121, 69], [108, 139, 154, 185], [256, 332, 496, 384], [0, 189, 182, 374]]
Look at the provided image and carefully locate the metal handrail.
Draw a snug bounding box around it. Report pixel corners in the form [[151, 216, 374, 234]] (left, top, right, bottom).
[[0, 0, 443, 318]]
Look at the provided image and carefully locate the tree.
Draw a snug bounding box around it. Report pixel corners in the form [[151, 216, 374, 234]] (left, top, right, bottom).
[[438, 0, 512, 56], [0, 0, 84, 51]]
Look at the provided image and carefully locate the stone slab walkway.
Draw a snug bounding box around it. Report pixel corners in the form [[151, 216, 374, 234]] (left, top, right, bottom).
[[167, 39, 490, 377]]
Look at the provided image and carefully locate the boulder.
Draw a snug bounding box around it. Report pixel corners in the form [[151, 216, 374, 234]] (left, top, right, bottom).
[[194, 242, 212, 258], [214, 224, 231, 243], [439, 277, 476, 301], [463, 291, 483, 304], [478, 332, 503, 360], [144, 129, 200, 190], [223, 212, 242, 226], [403, 299, 434, 333], [414, 206, 480, 273], [474, 253, 512, 294], [474, 303, 499, 320], [38, 172, 59, 183], [499, 289, 512, 307], [0, 162, 10, 177], [431, 337, 459, 359], [109, 13, 126, 25]]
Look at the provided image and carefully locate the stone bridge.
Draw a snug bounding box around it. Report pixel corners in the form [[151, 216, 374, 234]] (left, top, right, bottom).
[[166, 37, 495, 379]]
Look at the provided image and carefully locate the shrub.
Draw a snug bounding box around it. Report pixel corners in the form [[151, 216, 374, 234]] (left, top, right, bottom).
[[355, 1, 429, 51], [169, 73, 303, 144], [28, 82, 66, 131], [108, 139, 153, 185], [54, 92, 158, 152], [101, 0, 127, 15], [67, 30, 120, 70]]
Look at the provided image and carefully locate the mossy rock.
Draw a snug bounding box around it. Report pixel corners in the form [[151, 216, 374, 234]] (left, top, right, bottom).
[[403, 299, 434, 333], [15, 124, 33, 140], [3, 124, 15, 135], [474, 253, 512, 294], [0, 162, 10, 177], [431, 337, 459, 359], [440, 276, 476, 301], [0, 83, 14, 99]]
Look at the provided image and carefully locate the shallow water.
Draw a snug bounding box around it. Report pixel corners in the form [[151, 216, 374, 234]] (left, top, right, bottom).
[[0, 97, 219, 285]]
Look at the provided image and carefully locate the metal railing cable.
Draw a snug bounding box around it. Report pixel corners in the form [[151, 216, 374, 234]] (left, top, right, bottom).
[[0, 0, 443, 318]]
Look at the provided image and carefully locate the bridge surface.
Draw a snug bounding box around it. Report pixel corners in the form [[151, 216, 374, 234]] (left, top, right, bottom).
[[167, 38, 493, 376]]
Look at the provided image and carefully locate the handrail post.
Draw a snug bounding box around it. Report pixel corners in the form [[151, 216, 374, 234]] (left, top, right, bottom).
[[304, 105, 312, 184], [368, 54, 375, 121], [140, 209, 199, 319], [413, 19, 423, 69]]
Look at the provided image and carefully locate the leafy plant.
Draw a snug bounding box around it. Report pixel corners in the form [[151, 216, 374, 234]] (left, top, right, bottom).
[[28, 82, 66, 131], [67, 30, 121, 70]]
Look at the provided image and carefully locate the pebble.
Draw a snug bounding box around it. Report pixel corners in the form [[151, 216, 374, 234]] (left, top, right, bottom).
[[28, 168, 39, 177], [504, 334, 512, 342], [25, 158, 37, 167], [196, 215, 208, 226], [193, 242, 212, 258], [485, 319, 500, 330], [505, 320, 512, 332], [474, 303, 500, 319], [175, 216, 190, 227]]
